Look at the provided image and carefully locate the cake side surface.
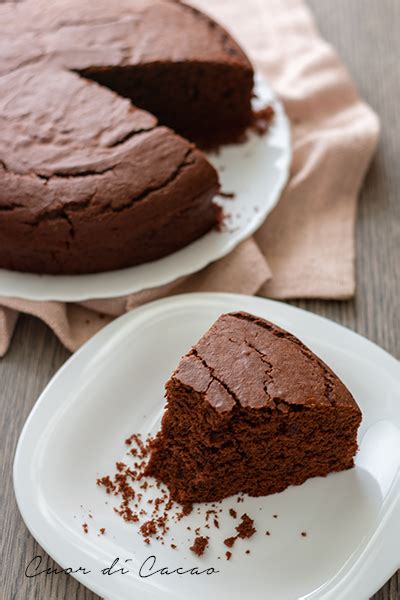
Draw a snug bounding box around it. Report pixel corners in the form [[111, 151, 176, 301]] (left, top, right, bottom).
[[145, 312, 362, 503]]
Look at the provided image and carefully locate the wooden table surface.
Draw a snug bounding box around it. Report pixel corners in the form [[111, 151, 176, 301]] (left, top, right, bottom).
[[1, 0, 399, 598]]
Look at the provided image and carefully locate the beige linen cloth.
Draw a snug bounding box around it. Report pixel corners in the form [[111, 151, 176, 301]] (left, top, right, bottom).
[[0, 0, 380, 357]]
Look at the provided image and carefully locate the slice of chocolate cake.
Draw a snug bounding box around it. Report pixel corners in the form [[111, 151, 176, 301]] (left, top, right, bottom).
[[146, 312, 362, 504]]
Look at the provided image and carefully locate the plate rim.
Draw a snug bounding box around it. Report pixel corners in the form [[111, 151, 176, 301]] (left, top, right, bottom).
[[0, 75, 291, 302], [13, 292, 400, 600]]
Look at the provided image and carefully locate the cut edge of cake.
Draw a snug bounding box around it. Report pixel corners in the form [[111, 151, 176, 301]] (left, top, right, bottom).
[[145, 311, 362, 504]]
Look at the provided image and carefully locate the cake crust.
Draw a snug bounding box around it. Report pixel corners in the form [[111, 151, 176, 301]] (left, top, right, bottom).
[[0, 0, 252, 72], [176, 312, 356, 411]]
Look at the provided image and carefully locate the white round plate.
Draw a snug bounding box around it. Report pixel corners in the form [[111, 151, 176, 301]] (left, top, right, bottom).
[[0, 75, 290, 302], [14, 293, 400, 600]]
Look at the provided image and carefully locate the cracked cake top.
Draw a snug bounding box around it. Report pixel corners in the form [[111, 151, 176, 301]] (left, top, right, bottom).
[[172, 312, 356, 412], [0, 64, 157, 177], [0, 0, 251, 76], [0, 64, 211, 219]]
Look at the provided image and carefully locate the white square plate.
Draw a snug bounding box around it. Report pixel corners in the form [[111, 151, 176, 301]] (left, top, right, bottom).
[[14, 293, 400, 599]]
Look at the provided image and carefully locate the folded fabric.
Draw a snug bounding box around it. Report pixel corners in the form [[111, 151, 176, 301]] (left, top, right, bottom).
[[0, 0, 379, 357]]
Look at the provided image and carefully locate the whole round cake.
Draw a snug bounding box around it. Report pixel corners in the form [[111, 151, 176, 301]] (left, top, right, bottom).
[[0, 0, 254, 274]]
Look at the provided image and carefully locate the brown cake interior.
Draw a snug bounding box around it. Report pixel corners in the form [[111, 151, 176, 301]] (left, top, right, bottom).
[[81, 61, 253, 147], [146, 312, 362, 504], [147, 376, 360, 503]]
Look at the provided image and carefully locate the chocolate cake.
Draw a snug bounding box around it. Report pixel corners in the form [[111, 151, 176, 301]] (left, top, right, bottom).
[[146, 312, 362, 503], [0, 0, 254, 274]]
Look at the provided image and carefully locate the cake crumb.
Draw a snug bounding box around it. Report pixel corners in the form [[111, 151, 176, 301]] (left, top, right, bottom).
[[301, 531, 307, 537], [219, 191, 236, 199], [190, 536, 209, 556], [224, 536, 236, 548], [224, 513, 255, 549], [82, 523, 88, 534], [177, 503, 193, 520], [236, 514, 256, 539], [99, 528, 106, 535], [225, 551, 232, 561], [229, 508, 237, 518], [252, 105, 275, 135], [139, 519, 157, 538]]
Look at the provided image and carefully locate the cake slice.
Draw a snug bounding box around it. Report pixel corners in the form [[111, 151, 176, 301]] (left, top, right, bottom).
[[146, 312, 362, 503]]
